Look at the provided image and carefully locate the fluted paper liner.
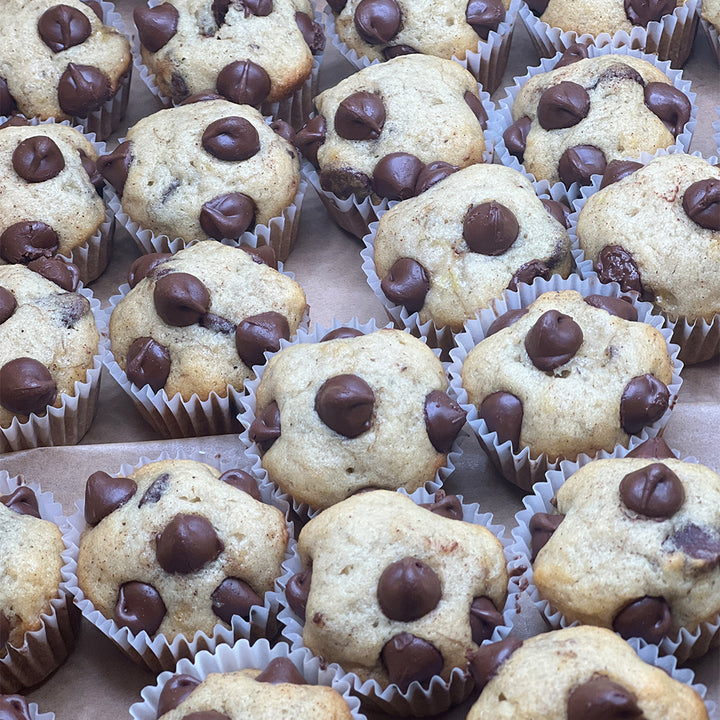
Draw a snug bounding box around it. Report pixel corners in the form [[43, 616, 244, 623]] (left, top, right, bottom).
[[701, 17, 720, 64]]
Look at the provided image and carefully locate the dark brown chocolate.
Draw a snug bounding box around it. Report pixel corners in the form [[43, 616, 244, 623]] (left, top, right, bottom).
[[235, 311, 290, 367], [211, 577, 261, 622], [84, 470, 137, 526], [0, 357, 56, 416], [372, 152, 424, 201], [524, 309, 583, 371], [202, 116, 260, 161], [126, 337, 171, 392], [643, 83, 691, 137], [218, 469, 262, 501], [114, 581, 166, 636], [612, 595, 673, 643], [380, 257, 429, 314], [479, 391, 523, 449], [334, 91, 385, 140], [249, 400, 281, 451], [314, 374, 375, 438], [529, 511, 564, 560], [353, 0, 402, 44], [216, 60, 271, 106], [57, 63, 111, 117], [558, 145, 607, 186], [567, 675, 643, 720], [377, 557, 442, 621], [0, 486, 40, 518], [620, 374, 669, 434], [255, 657, 308, 685], [12, 135, 65, 183], [463, 201, 519, 255], [380, 632, 443, 690], [156, 674, 201, 717], [467, 637, 523, 689], [619, 462, 684, 518], [155, 513, 224, 574], [424, 390, 466, 453], [38, 4, 91, 52], [469, 596, 504, 644], [537, 82, 590, 131], [153, 272, 211, 327], [682, 178, 720, 230], [466, 0, 505, 39], [133, 3, 179, 52]]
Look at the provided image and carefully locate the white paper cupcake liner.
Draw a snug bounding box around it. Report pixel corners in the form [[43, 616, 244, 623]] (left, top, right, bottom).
[[61, 449, 295, 674], [511, 454, 720, 663], [277, 486, 523, 717], [519, 0, 701, 67], [446, 274, 684, 492], [0, 284, 106, 453], [237, 318, 466, 523], [701, 18, 720, 64], [491, 43, 698, 203], [569, 148, 720, 365], [128, 638, 367, 720], [0, 473, 77, 694], [323, 0, 522, 94]]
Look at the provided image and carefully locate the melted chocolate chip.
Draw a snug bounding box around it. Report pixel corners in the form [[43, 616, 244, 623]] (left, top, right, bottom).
[[383, 44, 417, 59], [567, 675, 643, 720], [354, 0, 402, 44], [255, 657, 307, 685], [0, 78, 16, 116], [626, 437, 677, 459], [240, 243, 277, 268], [97, 140, 132, 196], [114, 581, 166, 635], [235, 311, 290, 367], [157, 674, 201, 717], [599, 160, 644, 189], [463, 201, 519, 256], [183, 712, 230, 720], [249, 400, 281, 450], [219, 468, 262, 500], [381, 633, 443, 690], [0, 221, 59, 264], [0, 287, 16, 325], [424, 390, 466, 453], [414, 161, 458, 194], [467, 637, 523, 689], [180, 91, 224, 106], [486, 308, 528, 337], [79, 148, 103, 192], [620, 374, 669, 434], [464, 91, 488, 130], [27, 256, 78, 290], [554, 42, 589, 68], [269, 119, 295, 144], [420, 490, 463, 520], [0, 357, 56, 415], [466, 0, 505, 39], [624, 0, 675, 25], [216, 60, 271, 106], [334, 92, 386, 141], [200, 192, 256, 239], [12, 135, 65, 183], [156, 513, 224, 574], [238, 0, 274, 17], [381, 257, 429, 314], [295, 11, 325, 52], [524, 309, 583, 371], [202, 116, 260, 161], [525, 0, 549, 14], [84, 470, 137, 525], [529, 512, 564, 560], [319, 167, 372, 199], [126, 337, 171, 392], [138, 472, 170, 507], [643, 83, 691, 137], [619, 462, 684, 518], [503, 116, 531, 160], [613, 596, 673, 643], [469, 596, 503, 644], [507, 260, 551, 291], [57, 63, 111, 117], [83, 0, 103, 20], [286, 567, 312, 620], [372, 152, 424, 201], [538, 82, 590, 131], [584, 294, 638, 321], [133, 3, 179, 52], [314, 374, 374, 438], [153, 272, 211, 327], [479, 391, 523, 449], [211, 577, 261, 622], [295, 114, 326, 166], [668, 524, 720, 566], [0, 611, 10, 648], [127, 252, 171, 288], [0, 695, 32, 720], [320, 327, 364, 341], [0, 117, 30, 130], [0, 486, 40, 518], [594, 245, 644, 296], [38, 4, 91, 53], [541, 198, 571, 228], [682, 178, 720, 230], [377, 557, 442, 621], [558, 145, 607, 186]]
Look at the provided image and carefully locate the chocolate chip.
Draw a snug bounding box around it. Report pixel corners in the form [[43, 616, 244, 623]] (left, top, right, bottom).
[[179, 91, 224, 106], [554, 42, 589, 68], [529, 512, 564, 560], [620, 374, 669, 435], [27, 256, 79, 290], [594, 245, 644, 296], [381, 257, 429, 314], [524, 309, 583, 371], [507, 259, 551, 291], [667, 524, 720, 567], [0, 287, 16, 325], [0, 486, 40, 518], [216, 60, 271, 106], [327, 0, 347, 11], [239, 243, 277, 269], [126, 337, 171, 393], [0, 117, 30, 130], [249, 400, 281, 450], [127, 253, 171, 288], [319, 167, 372, 199], [269, 119, 295, 144], [0, 357, 56, 416], [626, 437, 677, 459], [381, 633, 443, 690], [584, 294, 638, 321], [295, 114, 326, 166], [467, 597, 503, 644], [198, 313, 234, 335], [624, 0, 675, 25], [0, 695, 32, 720], [133, 3, 179, 52], [138, 472, 170, 507], [0, 611, 10, 648], [201, 191, 257, 239], [202, 116, 260, 161], [463, 201, 519, 256], [466, 0, 505, 38], [156, 513, 224, 574], [643, 83, 691, 137], [372, 152, 424, 201], [377, 557, 442, 621], [479, 391, 523, 449], [503, 116, 531, 160], [383, 44, 417, 59], [424, 390, 466, 453], [420, 490, 463, 520], [486, 308, 528, 337], [84, 470, 137, 525], [57, 63, 111, 117], [157, 674, 201, 717], [320, 327, 364, 341], [540, 198, 570, 228], [295, 11, 325, 52], [619, 462, 684, 518], [83, 0, 103, 20], [525, 0, 549, 13], [354, 0, 401, 44], [79, 148, 103, 193], [286, 567, 312, 620], [211, 577, 262, 623], [682, 178, 720, 231], [98, 140, 132, 196], [558, 145, 607, 186], [0, 221, 59, 264], [314, 374, 374, 438], [567, 675, 643, 720], [613, 596, 673, 643], [467, 637, 523, 689], [255, 657, 308, 685], [38, 4, 91, 52], [334, 91, 386, 141], [599, 159, 644, 189], [219, 468, 262, 500], [414, 161, 458, 194], [183, 712, 230, 720], [235, 311, 290, 367], [114, 581, 166, 635], [12, 135, 65, 183], [153, 272, 211, 327], [240, 0, 274, 16], [0, 77, 17, 116]]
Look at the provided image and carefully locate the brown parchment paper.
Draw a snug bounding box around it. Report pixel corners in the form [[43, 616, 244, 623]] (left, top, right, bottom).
[[1, 1, 717, 717]]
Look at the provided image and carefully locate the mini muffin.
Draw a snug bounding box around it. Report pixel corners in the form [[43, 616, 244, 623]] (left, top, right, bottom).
[[0, 121, 110, 283], [466, 626, 709, 719], [99, 98, 302, 259], [246, 328, 466, 510], [0, 0, 131, 139], [575, 152, 720, 364]]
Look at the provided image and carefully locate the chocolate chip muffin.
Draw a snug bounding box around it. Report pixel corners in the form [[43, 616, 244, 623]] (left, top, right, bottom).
[[108, 241, 307, 403], [527, 457, 720, 655], [0, 121, 109, 283], [0, 0, 131, 138], [283, 489, 509, 691], [465, 626, 709, 719], [501, 52, 693, 187], [246, 327, 466, 510], [371, 164, 572, 332], [76, 458, 289, 642], [576, 152, 720, 363]]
